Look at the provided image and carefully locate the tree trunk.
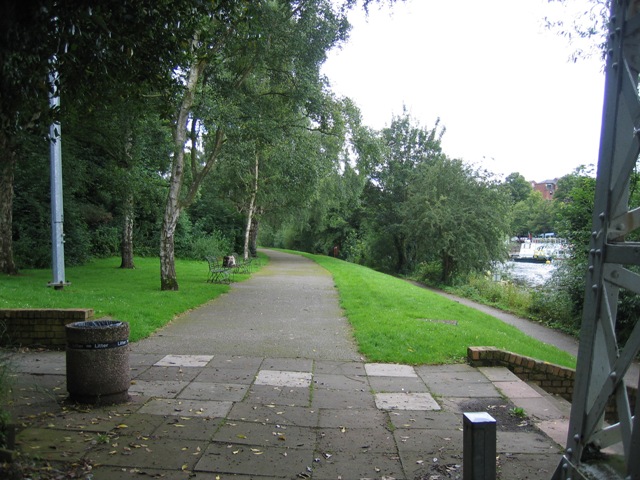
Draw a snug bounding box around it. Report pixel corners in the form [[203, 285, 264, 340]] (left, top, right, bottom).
[[159, 52, 205, 291], [441, 252, 454, 284], [160, 147, 185, 290], [0, 131, 18, 275], [394, 234, 407, 274], [119, 192, 135, 269], [249, 215, 259, 258], [242, 152, 259, 261], [160, 222, 178, 290]]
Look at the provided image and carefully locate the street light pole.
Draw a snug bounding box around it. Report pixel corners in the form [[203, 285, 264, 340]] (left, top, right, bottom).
[[48, 60, 68, 290]]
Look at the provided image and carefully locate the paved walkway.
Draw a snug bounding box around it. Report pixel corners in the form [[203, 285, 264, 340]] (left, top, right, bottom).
[[4, 250, 572, 479]]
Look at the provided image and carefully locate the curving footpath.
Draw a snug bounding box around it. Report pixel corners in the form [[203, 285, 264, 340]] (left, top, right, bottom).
[[5, 249, 569, 479]]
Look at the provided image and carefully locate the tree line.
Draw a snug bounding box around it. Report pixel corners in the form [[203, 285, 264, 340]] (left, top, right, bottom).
[[1, 0, 372, 290], [2, 0, 634, 299]]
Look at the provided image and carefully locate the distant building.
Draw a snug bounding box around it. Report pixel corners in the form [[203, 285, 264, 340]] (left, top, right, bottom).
[[530, 178, 558, 200]]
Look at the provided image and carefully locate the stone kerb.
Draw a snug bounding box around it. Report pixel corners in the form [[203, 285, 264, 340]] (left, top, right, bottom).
[[0, 308, 94, 348]]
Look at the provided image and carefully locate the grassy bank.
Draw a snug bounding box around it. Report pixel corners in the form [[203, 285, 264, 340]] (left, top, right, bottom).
[[0, 257, 250, 342], [298, 252, 576, 368], [1, 251, 575, 368]]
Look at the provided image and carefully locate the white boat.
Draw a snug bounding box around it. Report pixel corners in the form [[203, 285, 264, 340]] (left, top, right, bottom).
[[510, 235, 567, 263]]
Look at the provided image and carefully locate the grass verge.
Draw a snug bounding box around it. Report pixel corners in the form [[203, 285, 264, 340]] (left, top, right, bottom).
[[1, 251, 575, 368], [296, 252, 576, 368], [0, 257, 256, 342]]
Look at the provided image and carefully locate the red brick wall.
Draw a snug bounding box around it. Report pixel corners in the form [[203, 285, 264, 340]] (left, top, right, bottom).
[[0, 309, 94, 348]]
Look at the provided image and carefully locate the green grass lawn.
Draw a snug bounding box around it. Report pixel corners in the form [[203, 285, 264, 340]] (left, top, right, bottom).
[[296, 252, 576, 368], [0, 257, 248, 342], [0, 251, 576, 368]]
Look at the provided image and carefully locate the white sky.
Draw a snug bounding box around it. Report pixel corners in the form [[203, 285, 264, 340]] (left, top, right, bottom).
[[322, 0, 606, 182]]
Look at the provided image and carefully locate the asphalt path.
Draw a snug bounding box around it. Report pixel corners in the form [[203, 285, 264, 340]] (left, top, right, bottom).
[[134, 249, 361, 360]]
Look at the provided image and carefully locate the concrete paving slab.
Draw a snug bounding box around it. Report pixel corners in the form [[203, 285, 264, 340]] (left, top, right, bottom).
[[103, 412, 167, 437], [89, 466, 196, 480], [154, 354, 213, 367], [105, 393, 147, 414], [312, 373, 368, 391], [494, 380, 543, 399], [424, 376, 502, 398], [313, 360, 367, 376], [44, 409, 124, 432], [129, 364, 151, 378], [151, 416, 224, 441], [497, 430, 562, 454], [311, 450, 404, 479], [417, 368, 496, 391], [497, 452, 559, 479], [368, 375, 431, 393], [316, 425, 396, 453], [365, 363, 417, 377], [138, 398, 232, 418], [318, 407, 388, 429], [9, 375, 67, 406], [416, 363, 478, 375], [479, 365, 522, 382], [212, 419, 316, 449], [387, 410, 462, 430], [227, 403, 319, 427], [205, 354, 264, 370], [8, 403, 67, 428], [128, 379, 188, 398], [134, 366, 202, 382], [375, 392, 441, 411], [254, 369, 312, 388], [129, 352, 165, 367], [177, 381, 249, 402], [512, 395, 568, 422], [394, 427, 462, 453], [7, 351, 66, 374], [311, 387, 377, 409], [12, 370, 65, 388], [193, 366, 256, 384], [398, 450, 463, 480], [195, 442, 314, 477], [244, 384, 311, 407], [87, 436, 205, 470], [261, 357, 313, 372], [439, 396, 503, 415], [16, 427, 94, 461], [536, 419, 569, 447], [87, 466, 199, 480]]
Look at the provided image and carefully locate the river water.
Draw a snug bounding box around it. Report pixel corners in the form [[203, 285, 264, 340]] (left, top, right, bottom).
[[501, 261, 556, 287]]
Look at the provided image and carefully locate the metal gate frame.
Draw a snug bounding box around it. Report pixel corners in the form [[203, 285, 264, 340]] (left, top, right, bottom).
[[553, 1, 640, 478]]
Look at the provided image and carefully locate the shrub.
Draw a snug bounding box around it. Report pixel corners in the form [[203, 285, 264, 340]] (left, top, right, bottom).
[[444, 271, 532, 318], [415, 261, 443, 284], [90, 225, 121, 258], [528, 285, 577, 333], [187, 231, 234, 260]]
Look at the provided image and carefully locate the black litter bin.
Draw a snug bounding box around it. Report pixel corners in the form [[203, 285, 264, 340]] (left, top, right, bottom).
[[65, 320, 130, 405]]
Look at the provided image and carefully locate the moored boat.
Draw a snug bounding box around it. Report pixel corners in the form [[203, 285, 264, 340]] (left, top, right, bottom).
[[509, 235, 567, 263]]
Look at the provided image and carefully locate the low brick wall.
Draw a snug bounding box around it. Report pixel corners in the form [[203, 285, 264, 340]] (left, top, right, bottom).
[[468, 346, 637, 421], [0, 309, 94, 348], [468, 346, 575, 401]]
